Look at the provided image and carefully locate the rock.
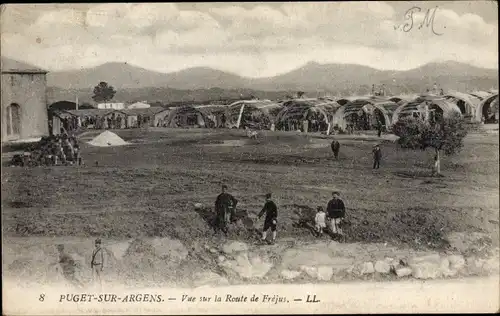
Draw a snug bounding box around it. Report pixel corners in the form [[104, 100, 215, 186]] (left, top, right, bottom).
[[482, 257, 500, 274], [317, 266, 333, 281], [149, 238, 188, 261], [447, 255, 465, 271], [280, 269, 302, 280], [209, 248, 218, 254], [217, 255, 226, 264], [220, 252, 272, 279], [395, 267, 412, 277], [222, 241, 249, 254], [354, 262, 375, 275], [107, 240, 132, 261], [374, 260, 391, 274], [409, 254, 441, 264], [466, 257, 484, 275], [193, 271, 229, 287], [300, 266, 318, 279], [411, 261, 442, 279]]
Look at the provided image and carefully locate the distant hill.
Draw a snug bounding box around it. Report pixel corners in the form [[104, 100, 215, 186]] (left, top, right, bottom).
[[1, 56, 495, 103], [45, 60, 498, 95]]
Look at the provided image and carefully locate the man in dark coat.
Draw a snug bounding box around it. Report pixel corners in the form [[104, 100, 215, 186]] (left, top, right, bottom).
[[326, 191, 346, 240], [372, 144, 382, 169], [331, 139, 340, 160], [214, 184, 238, 235], [258, 193, 278, 244], [376, 121, 383, 138]]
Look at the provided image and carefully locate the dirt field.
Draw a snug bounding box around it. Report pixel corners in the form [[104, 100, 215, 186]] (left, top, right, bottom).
[[2, 128, 499, 286]]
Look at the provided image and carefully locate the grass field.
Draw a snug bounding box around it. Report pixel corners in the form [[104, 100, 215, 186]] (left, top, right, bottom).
[[2, 128, 499, 286]]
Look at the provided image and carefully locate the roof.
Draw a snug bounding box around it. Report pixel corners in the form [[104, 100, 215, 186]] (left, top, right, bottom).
[[1, 57, 48, 74], [469, 91, 492, 100], [117, 107, 167, 116], [444, 91, 482, 107], [63, 109, 114, 117]]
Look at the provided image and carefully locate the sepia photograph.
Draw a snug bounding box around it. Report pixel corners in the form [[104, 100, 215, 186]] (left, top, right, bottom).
[[1, 1, 499, 314]]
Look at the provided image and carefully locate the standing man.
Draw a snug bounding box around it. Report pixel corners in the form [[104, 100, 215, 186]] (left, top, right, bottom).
[[258, 193, 278, 244], [372, 144, 382, 169], [331, 139, 340, 160], [214, 184, 238, 236], [91, 238, 105, 288], [376, 121, 383, 138], [326, 191, 346, 241]]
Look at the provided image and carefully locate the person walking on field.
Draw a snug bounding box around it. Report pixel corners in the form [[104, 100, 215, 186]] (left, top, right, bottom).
[[91, 238, 105, 288], [258, 193, 278, 244], [214, 184, 238, 236], [372, 144, 382, 169], [326, 191, 346, 241], [331, 139, 340, 160]]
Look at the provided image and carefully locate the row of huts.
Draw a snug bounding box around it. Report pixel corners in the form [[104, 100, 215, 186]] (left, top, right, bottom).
[[50, 90, 499, 135]]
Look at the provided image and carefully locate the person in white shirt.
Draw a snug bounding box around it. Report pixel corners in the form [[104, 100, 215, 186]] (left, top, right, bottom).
[[314, 206, 327, 237]]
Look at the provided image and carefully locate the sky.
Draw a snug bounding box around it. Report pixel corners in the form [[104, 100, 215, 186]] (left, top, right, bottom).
[[1, 1, 498, 78]]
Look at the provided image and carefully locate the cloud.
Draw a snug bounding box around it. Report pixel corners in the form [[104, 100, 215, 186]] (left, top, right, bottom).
[[0, 3, 497, 78]]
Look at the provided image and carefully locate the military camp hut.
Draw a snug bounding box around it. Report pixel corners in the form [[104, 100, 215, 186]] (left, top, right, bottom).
[[225, 100, 282, 130], [107, 107, 170, 128], [392, 95, 462, 125], [162, 105, 214, 128], [331, 97, 399, 132], [194, 104, 229, 128], [59, 109, 114, 130], [443, 91, 482, 120], [275, 98, 340, 132], [475, 93, 499, 124]]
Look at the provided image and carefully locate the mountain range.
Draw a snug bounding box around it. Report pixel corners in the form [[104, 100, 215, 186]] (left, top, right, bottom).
[[2, 57, 498, 104]]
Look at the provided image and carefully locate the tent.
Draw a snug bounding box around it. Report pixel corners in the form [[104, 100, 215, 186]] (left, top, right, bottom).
[[475, 94, 499, 124], [469, 91, 492, 101], [225, 100, 282, 130], [331, 98, 399, 132], [392, 95, 462, 125], [443, 91, 482, 118], [275, 98, 339, 132], [163, 106, 214, 128], [194, 104, 229, 128], [117, 107, 168, 128]]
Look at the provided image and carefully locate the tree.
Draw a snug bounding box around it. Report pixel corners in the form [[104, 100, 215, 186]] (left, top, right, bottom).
[[392, 113, 468, 176], [92, 82, 116, 103], [297, 91, 305, 98]]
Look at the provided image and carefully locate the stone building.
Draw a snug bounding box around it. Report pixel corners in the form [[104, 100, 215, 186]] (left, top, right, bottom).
[[1, 58, 49, 142]]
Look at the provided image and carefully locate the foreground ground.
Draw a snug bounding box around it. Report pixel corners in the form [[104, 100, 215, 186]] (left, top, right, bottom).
[[2, 128, 499, 287]]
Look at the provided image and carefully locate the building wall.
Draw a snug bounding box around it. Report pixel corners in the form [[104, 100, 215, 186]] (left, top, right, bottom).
[[97, 103, 125, 110], [1, 72, 49, 141]]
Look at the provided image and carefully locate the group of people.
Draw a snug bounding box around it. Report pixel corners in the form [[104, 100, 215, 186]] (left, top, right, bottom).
[[12, 130, 83, 167], [331, 139, 382, 169], [213, 185, 346, 244]]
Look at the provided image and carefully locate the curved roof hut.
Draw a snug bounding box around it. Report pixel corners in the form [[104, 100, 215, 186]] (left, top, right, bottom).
[[392, 95, 462, 124], [275, 98, 340, 132], [331, 98, 399, 131], [469, 91, 492, 101], [443, 91, 482, 117], [474, 93, 499, 123], [163, 106, 214, 128], [225, 100, 282, 129]]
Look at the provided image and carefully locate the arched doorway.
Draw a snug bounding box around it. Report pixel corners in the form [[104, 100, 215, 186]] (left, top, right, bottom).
[[6, 103, 21, 137], [482, 97, 499, 124], [429, 104, 444, 123]]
